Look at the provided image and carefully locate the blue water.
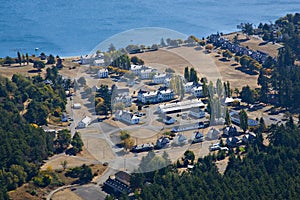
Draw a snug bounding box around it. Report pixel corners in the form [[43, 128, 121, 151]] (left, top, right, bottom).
[[0, 0, 299, 57]]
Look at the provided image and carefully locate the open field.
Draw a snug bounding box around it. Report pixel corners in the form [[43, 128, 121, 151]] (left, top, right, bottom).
[[52, 189, 83, 200], [131, 46, 259, 89]]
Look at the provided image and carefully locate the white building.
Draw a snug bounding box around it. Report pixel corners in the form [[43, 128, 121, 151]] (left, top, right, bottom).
[[113, 94, 132, 107], [191, 86, 203, 97], [130, 64, 143, 75], [206, 128, 220, 140], [139, 69, 156, 79], [73, 103, 81, 109], [97, 68, 108, 78], [189, 107, 206, 118], [157, 99, 205, 114], [78, 116, 92, 128], [164, 78, 171, 87], [137, 89, 174, 104], [93, 59, 105, 66], [115, 110, 140, 124], [184, 82, 194, 93], [173, 134, 188, 146], [153, 73, 167, 84]]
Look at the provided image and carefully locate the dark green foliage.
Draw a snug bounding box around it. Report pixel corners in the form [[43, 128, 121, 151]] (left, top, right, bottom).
[[71, 132, 84, 154], [33, 60, 45, 71], [131, 56, 144, 65], [137, 124, 300, 199], [47, 54, 56, 64], [239, 109, 248, 132], [54, 129, 71, 153], [65, 164, 93, 184], [0, 72, 67, 198]]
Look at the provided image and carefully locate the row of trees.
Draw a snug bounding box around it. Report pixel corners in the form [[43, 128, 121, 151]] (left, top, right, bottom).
[[184, 66, 198, 84]]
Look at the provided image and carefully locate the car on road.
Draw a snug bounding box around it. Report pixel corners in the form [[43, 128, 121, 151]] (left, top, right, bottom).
[[270, 117, 277, 121], [209, 143, 220, 151]]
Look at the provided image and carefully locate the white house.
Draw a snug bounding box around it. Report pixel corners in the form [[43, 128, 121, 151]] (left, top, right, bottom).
[[153, 73, 167, 84], [184, 82, 194, 93], [73, 103, 81, 109], [97, 68, 108, 78], [206, 128, 220, 140], [163, 116, 176, 125], [164, 78, 171, 87], [137, 89, 174, 104], [130, 64, 143, 75], [139, 69, 156, 79], [173, 134, 188, 146], [191, 86, 203, 97], [113, 94, 132, 107], [189, 107, 206, 118], [93, 59, 105, 66], [115, 110, 140, 124], [78, 116, 92, 128]]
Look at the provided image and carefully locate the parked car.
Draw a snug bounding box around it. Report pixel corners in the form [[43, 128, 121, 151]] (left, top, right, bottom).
[[209, 143, 220, 151]]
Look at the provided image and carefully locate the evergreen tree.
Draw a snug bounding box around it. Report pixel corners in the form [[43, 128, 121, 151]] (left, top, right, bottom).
[[184, 66, 189, 81], [225, 108, 231, 125], [239, 109, 248, 132], [17, 51, 21, 66]]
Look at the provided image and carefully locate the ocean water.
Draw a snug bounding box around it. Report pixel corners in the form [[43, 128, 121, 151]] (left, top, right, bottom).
[[0, 0, 298, 57]]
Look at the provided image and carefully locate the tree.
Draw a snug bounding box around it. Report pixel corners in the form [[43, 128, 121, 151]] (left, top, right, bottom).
[[108, 43, 116, 52], [225, 108, 231, 125], [239, 109, 248, 132], [71, 132, 84, 154], [240, 85, 255, 104], [77, 77, 86, 86], [61, 160, 68, 171], [47, 54, 55, 64], [184, 150, 195, 164], [55, 129, 71, 153], [17, 51, 22, 66], [160, 38, 166, 47], [33, 60, 45, 71], [184, 66, 189, 81], [189, 67, 198, 84], [26, 53, 29, 65]]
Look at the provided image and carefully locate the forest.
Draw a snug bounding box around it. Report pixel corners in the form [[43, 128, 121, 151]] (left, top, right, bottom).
[[0, 67, 67, 199]]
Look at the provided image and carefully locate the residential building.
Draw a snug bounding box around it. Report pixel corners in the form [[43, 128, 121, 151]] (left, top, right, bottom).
[[173, 134, 188, 146], [113, 94, 132, 107], [139, 68, 156, 79], [103, 171, 132, 195], [137, 89, 174, 104], [206, 128, 220, 140], [157, 99, 205, 114], [242, 133, 256, 143], [156, 137, 170, 149], [172, 122, 204, 132], [73, 103, 81, 109], [131, 143, 154, 153], [223, 125, 238, 137], [164, 78, 171, 87], [78, 116, 92, 128], [93, 59, 104, 66], [61, 113, 68, 122], [163, 116, 176, 125], [191, 131, 204, 143], [115, 110, 140, 124], [189, 107, 206, 118], [191, 86, 203, 97], [184, 82, 194, 93], [230, 111, 259, 127], [226, 137, 241, 147], [153, 73, 167, 84], [130, 64, 143, 75], [97, 68, 108, 78]]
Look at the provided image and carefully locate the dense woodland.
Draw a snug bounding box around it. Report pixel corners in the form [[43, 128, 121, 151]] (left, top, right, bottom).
[[0, 67, 68, 199]]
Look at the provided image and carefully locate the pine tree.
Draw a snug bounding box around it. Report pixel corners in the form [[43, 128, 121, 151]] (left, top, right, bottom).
[[184, 66, 189, 81], [17, 51, 21, 66], [225, 108, 231, 125], [239, 109, 248, 132]]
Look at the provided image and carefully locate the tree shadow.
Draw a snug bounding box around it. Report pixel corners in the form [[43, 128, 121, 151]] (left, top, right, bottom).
[[235, 66, 258, 75], [259, 41, 268, 46], [219, 58, 230, 62], [231, 63, 239, 67], [28, 69, 40, 73]]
